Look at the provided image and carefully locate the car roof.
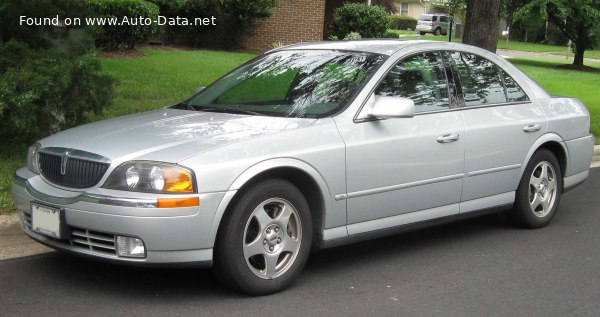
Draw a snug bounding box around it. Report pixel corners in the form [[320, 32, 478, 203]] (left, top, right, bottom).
[[275, 39, 472, 56]]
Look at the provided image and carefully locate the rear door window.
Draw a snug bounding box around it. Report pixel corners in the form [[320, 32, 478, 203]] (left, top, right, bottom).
[[449, 51, 528, 106]]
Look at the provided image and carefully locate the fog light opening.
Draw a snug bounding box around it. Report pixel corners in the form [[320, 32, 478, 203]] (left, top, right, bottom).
[[116, 236, 146, 258]]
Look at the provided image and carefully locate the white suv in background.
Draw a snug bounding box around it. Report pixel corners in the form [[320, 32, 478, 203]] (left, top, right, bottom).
[[417, 13, 449, 36]]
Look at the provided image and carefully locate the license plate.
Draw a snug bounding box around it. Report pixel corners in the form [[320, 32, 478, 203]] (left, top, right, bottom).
[[31, 203, 62, 239]]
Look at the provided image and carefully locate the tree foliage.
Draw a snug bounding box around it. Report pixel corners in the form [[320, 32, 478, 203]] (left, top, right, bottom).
[[516, 0, 600, 66], [0, 0, 113, 141], [217, 0, 280, 25], [373, 0, 399, 14]]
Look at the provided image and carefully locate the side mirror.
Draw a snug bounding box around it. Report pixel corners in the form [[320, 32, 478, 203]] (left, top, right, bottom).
[[195, 86, 206, 94], [369, 96, 415, 119]]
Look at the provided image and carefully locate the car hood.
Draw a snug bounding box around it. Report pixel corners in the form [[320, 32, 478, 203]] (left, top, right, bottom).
[[39, 108, 318, 164]]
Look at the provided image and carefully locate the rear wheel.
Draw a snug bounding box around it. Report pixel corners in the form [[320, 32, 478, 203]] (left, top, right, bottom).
[[419, 31, 426, 36], [214, 179, 312, 295], [508, 149, 562, 228], [433, 28, 441, 36]]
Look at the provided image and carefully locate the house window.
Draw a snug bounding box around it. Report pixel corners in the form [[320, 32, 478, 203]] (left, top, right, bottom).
[[400, 3, 409, 16]]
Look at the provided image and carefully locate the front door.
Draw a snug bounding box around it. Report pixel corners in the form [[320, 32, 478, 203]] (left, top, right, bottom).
[[337, 51, 465, 235]]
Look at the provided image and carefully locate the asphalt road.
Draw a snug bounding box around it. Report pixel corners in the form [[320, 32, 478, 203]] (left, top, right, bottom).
[[2, 169, 599, 317]]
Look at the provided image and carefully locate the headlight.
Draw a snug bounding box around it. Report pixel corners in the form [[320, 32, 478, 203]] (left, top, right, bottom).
[[27, 143, 41, 174], [103, 161, 196, 194]]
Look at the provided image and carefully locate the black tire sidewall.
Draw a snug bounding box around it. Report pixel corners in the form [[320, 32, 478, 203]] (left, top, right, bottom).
[[214, 179, 312, 295], [512, 149, 562, 228]]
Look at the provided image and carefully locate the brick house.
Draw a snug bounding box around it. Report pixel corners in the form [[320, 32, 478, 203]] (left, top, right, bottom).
[[238, 0, 451, 52], [240, 0, 364, 52]]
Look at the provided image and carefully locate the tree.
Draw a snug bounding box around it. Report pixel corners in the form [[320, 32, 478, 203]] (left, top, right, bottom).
[[516, 0, 600, 67], [372, 0, 398, 14], [462, 0, 501, 52]]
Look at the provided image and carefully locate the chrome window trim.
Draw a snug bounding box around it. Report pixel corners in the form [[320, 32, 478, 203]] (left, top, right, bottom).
[[354, 100, 534, 123], [353, 48, 535, 123]]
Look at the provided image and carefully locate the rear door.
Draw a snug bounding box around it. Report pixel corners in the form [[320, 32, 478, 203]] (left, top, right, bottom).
[[446, 51, 546, 212]]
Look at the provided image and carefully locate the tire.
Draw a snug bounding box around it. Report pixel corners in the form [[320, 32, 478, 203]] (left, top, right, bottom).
[[508, 149, 562, 228], [433, 28, 441, 36], [214, 178, 312, 295], [419, 31, 426, 36]]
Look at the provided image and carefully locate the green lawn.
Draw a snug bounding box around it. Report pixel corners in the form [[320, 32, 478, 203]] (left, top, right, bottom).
[[1, 48, 598, 215], [94, 49, 256, 121]]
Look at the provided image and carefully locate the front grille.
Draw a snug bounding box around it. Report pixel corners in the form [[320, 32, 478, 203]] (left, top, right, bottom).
[[38, 151, 110, 189], [22, 212, 117, 256]]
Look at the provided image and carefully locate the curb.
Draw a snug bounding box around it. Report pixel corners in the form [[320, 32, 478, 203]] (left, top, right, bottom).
[[592, 145, 600, 168]]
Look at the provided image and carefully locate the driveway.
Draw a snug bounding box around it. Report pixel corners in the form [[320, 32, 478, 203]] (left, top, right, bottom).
[[1, 168, 599, 316]]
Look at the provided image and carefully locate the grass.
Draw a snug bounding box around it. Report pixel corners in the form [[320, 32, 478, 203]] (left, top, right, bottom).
[[94, 49, 256, 121], [0, 48, 598, 215], [0, 142, 28, 215]]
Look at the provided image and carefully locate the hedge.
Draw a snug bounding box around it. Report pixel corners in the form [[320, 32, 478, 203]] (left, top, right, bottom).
[[87, 0, 159, 50], [390, 15, 417, 31]]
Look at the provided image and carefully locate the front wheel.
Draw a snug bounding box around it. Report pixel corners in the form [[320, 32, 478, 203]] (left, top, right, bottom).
[[508, 149, 562, 228], [214, 179, 312, 295]]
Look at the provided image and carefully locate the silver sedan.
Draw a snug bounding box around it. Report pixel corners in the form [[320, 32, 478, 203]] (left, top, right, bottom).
[[12, 40, 594, 295]]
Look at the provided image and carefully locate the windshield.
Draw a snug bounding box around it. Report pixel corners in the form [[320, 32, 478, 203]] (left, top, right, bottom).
[[419, 15, 432, 21], [178, 50, 385, 118]]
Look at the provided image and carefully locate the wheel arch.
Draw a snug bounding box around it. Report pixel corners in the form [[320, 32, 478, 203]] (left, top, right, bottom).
[[208, 158, 334, 249], [520, 133, 568, 184]]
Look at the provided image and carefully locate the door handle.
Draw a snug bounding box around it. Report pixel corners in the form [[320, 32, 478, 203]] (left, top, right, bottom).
[[437, 133, 460, 143], [523, 124, 542, 133]]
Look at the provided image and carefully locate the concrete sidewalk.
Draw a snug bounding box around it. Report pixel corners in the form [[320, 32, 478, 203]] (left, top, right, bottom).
[[2, 145, 600, 261], [497, 48, 600, 64]]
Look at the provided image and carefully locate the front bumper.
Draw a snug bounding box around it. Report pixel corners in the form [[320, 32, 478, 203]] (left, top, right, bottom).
[[12, 168, 226, 266]]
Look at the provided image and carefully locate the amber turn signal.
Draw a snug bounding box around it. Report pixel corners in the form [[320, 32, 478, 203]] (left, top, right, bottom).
[[157, 197, 200, 208]]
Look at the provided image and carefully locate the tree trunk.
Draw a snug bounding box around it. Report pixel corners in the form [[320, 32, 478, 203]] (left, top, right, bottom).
[[462, 0, 501, 53], [573, 41, 585, 66]]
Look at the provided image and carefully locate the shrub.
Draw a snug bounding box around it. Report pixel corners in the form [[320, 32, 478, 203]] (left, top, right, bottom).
[[390, 15, 418, 31], [333, 3, 391, 39], [0, 41, 113, 140], [344, 32, 362, 40], [87, 0, 159, 50]]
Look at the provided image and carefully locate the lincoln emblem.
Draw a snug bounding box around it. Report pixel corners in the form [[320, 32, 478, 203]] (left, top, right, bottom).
[[60, 151, 69, 175]]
